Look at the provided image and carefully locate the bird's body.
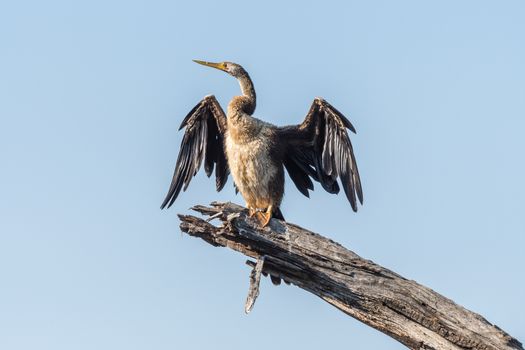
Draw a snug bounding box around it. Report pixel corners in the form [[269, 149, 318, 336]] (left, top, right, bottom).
[[161, 60, 363, 226], [225, 108, 284, 218]]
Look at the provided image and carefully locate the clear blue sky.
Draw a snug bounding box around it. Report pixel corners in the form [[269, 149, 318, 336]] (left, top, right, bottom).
[[1, 1, 524, 349]]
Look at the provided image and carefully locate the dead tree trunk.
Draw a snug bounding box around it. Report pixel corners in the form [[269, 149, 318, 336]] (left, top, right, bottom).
[[178, 202, 522, 350]]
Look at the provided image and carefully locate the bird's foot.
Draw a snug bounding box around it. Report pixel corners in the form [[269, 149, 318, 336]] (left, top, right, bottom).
[[257, 205, 273, 227], [257, 212, 271, 227], [248, 207, 257, 218]]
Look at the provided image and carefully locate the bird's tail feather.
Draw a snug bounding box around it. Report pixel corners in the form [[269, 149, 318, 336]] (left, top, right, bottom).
[[269, 207, 285, 286], [272, 207, 285, 221]]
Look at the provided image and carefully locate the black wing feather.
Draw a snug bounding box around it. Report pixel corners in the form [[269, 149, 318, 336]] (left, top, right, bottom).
[[283, 157, 313, 197], [204, 108, 216, 177], [161, 95, 229, 209], [278, 98, 362, 211]]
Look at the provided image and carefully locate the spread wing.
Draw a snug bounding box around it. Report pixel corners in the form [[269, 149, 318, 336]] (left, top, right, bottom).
[[277, 98, 363, 211], [160, 95, 229, 209]]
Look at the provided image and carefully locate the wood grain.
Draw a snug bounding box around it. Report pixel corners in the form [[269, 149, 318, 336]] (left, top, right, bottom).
[[178, 202, 522, 350]]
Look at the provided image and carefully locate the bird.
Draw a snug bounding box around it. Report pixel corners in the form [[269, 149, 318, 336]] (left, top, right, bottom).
[[161, 60, 363, 227]]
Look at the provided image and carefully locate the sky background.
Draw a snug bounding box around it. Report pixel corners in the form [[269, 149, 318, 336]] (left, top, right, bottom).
[[1, 1, 524, 349]]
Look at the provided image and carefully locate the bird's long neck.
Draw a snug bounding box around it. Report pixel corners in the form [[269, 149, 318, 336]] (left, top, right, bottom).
[[227, 70, 260, 143], [236, 72, 256, 115]]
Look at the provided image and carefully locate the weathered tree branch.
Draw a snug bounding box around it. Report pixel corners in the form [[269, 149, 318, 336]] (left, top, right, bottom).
[[178, 202, 522, 350]]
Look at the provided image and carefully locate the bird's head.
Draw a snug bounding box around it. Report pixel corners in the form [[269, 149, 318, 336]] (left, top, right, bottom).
[[193, 60, 246, 78]]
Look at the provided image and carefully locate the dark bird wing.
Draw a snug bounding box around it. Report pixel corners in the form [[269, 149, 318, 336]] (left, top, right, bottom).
[[277, 98, 363, 211], [160, 95, 229, 209]]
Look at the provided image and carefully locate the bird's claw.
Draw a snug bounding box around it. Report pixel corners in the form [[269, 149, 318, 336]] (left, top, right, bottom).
[[256, 211, 272, 227]]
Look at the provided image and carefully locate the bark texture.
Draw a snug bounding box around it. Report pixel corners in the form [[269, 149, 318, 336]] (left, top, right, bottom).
[[178, 202, 522, 350]]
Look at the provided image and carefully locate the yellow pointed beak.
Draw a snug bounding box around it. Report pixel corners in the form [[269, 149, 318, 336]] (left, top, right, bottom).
[[193, 60, 227, 72]]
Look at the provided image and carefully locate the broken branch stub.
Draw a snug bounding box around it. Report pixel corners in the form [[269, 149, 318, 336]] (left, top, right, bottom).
[[245, 256, 265, 314]]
